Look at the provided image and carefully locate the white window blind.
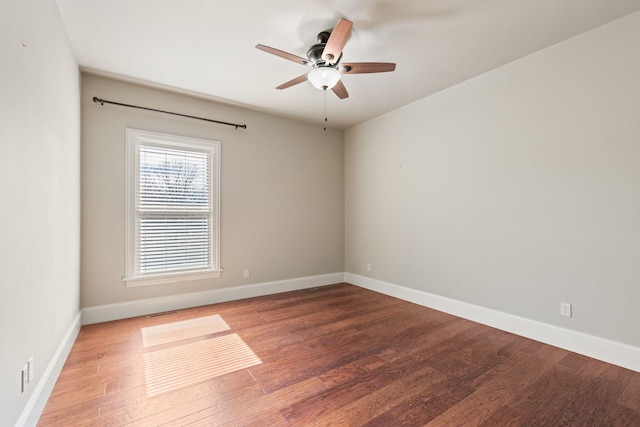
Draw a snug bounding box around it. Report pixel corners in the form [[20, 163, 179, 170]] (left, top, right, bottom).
[[125, 129, 220, 286]]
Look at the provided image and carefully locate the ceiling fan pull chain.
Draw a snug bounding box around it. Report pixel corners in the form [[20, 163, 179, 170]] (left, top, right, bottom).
[[323, 87, 328, 131]]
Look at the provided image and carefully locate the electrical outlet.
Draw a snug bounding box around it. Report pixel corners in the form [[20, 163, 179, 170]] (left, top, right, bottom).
[[243, 269, 250, 279], [366, 263, 371, 272], [28, 357, 34, 382], [560, 302, 572, 318], [21, 365, 28, 392]]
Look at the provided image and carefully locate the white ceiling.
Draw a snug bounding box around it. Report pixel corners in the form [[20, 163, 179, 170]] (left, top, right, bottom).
[[56, 0, 640, 129]]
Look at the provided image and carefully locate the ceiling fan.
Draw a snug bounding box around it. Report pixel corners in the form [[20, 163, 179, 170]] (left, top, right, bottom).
[[256, 18, 396, 99]]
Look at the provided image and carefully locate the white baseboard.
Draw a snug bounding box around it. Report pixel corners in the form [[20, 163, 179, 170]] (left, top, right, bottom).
[[346, 273, 640, 373], [82, 272, 346, 325], [16, 311, 82, 427]]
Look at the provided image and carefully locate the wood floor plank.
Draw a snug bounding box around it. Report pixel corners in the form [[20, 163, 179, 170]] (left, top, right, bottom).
[[549, 361, 633, 426], [38, 283, 640, 426], [478, 363, 584, 426], [618, 372, 640, 412], [601, 404, 640, 426]]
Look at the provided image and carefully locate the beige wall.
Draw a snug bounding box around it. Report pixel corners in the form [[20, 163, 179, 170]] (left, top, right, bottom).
[[81, 74, 344, 308], [0, 0, 81, 424], [346, 11, 640, 347]]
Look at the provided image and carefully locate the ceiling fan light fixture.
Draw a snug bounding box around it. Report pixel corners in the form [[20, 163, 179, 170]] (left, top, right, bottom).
[[307, 67, 341, 90]]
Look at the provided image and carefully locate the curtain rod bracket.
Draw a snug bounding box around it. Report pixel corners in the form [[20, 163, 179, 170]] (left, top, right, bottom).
[[92, 96, 247, 129]]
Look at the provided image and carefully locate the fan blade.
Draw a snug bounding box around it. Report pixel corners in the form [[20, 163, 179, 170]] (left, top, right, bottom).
[[276, 74, 308, 89], [322, 19, 353, 64], [332, 80, 349, 99], [339, 62, 396, 74], [256, 44, 309, 66]]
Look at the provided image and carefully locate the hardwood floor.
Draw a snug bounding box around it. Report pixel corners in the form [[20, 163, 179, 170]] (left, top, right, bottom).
[[39, 283, 640, 426]]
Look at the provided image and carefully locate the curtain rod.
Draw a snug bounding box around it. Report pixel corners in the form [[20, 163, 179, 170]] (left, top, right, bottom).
[[92, 97, 247, 129]]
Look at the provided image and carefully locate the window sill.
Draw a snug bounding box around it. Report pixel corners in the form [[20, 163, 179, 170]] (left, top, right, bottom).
[[124, 269, 222, 287]]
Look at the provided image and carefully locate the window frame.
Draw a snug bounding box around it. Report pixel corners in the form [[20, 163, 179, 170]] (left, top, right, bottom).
[[124, 128, 221, 286]]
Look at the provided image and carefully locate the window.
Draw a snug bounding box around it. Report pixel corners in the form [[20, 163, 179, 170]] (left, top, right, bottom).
[[125, 129, 221, 286]]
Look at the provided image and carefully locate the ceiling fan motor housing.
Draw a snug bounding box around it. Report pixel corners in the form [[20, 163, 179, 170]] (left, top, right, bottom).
[[307, 43, 325, 63], [307, 29, 342, 66], [317, 30, 331, 43], [307, 44, 342, 68]]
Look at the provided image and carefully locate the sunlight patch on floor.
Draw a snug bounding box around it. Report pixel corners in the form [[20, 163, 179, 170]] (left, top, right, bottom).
[[141, 314, 230, 347], [143, 333, 262, 396]]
